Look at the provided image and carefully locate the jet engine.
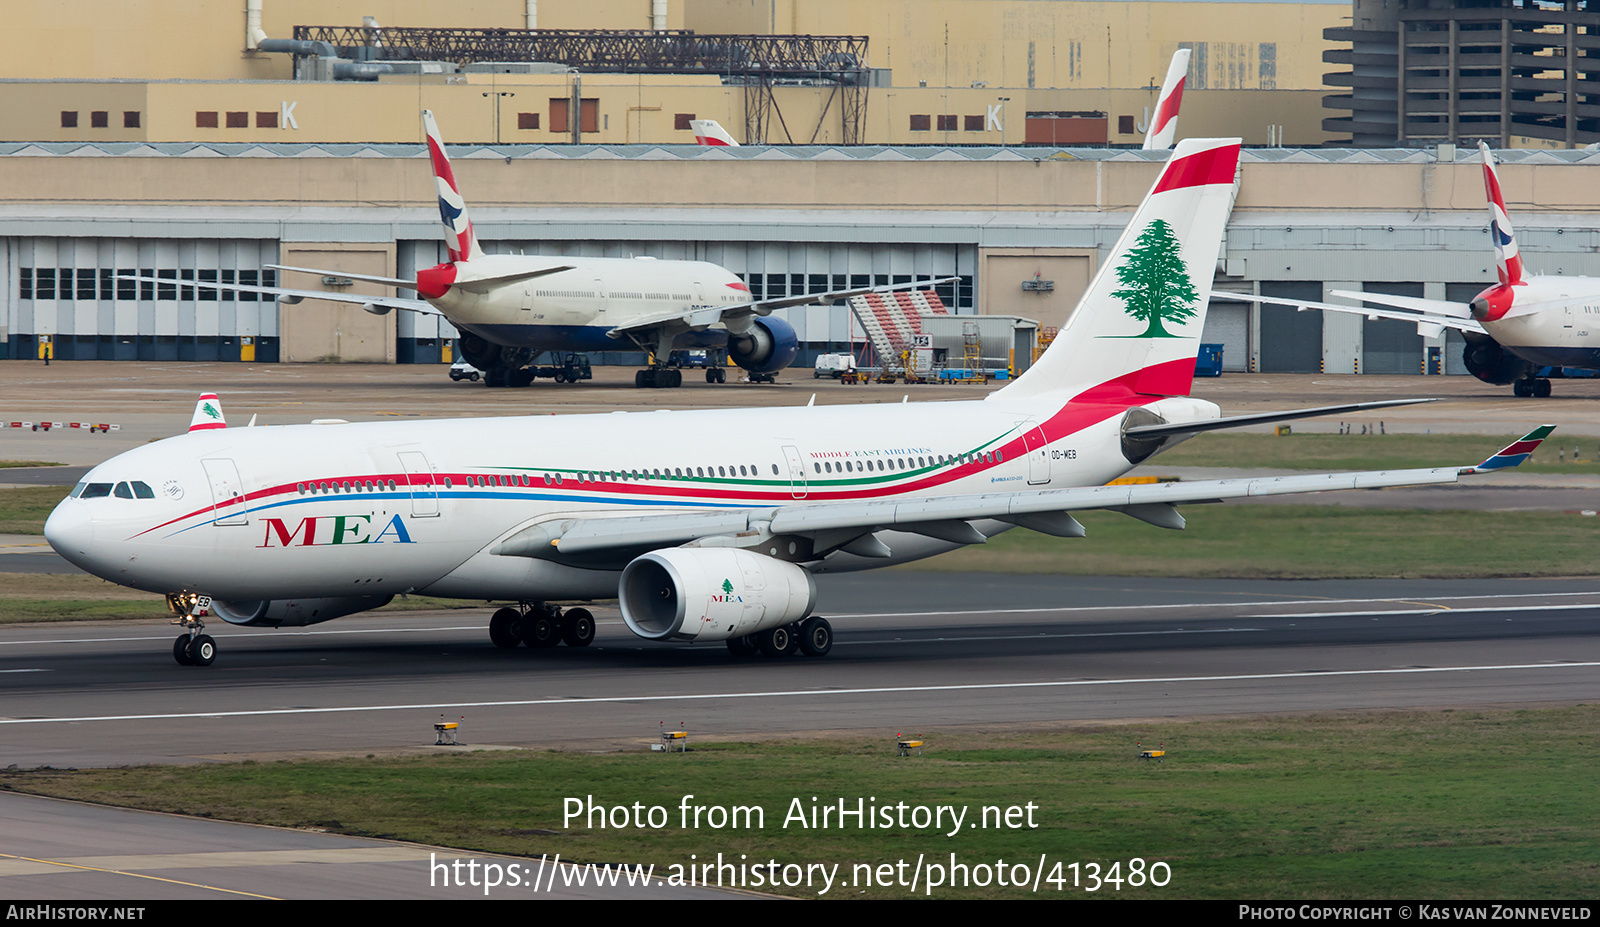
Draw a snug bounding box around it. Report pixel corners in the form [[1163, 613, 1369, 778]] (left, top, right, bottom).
[[209, 595, 393, 628], [618, 548, 817, 643], [1461, 333, 1532, 386], [727, 317, 799, 375]]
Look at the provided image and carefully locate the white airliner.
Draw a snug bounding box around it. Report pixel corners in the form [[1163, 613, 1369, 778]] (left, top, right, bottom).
[[127, 111, 945, 389], [690, 119, 739, 147], [1237, 142, 1600, 397], [1142, 49, 1192, 151], [49, 138, 1549, 668]]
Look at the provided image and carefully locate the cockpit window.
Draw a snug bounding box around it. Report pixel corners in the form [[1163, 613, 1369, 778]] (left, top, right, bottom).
[[131, 481, 154, 498], [114, 482, 133, 498], [79, 483, 113, 499]]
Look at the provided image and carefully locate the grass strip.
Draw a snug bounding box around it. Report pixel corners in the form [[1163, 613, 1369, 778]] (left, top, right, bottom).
[[910, 506, 1600, 578], [3, 707, 1596, 899]]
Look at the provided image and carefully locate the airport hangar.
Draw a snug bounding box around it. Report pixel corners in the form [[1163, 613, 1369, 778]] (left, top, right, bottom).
[[3, 142, 1600, 376]]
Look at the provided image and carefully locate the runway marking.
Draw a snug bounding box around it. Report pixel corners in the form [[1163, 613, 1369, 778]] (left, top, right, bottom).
[[851, 627, 1265, 644], [6, 593, 1600, 649], [1254, 603, 1600, 620], [0, 668, 46, 673], [0, 852, 279, 898], [1, 661, 1595, 726], [835, 591, 1600, 619]]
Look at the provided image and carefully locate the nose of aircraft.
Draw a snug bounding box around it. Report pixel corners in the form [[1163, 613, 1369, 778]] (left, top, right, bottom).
[[43, 497, 97, 571]]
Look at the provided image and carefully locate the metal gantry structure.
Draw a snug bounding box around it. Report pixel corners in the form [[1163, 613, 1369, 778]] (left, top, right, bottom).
[[292, 26, 871, 144]]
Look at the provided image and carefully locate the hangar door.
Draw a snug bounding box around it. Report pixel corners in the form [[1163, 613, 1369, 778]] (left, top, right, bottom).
[[1202, 291, 1249, 372], [1258, 282, 1322, 373], [1361, 283, 1424, 375]]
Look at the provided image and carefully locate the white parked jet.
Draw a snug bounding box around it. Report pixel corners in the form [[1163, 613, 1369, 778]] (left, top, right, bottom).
[[50, 138, 1548, 667], [1142, 49, 1192, 151], [128, 111, 946, 389], [1237, 142, 1600, 397]]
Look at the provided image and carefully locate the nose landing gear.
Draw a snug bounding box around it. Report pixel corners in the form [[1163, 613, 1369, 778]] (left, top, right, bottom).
[[167, 592, 217, 666]]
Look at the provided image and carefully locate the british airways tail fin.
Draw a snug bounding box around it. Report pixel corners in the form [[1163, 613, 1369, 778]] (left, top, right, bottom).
[[995, 137, 1241, 404], [1142, 49, 1192, 151], [189, 393, 226, 432], [1479, 142, 1523, 286], [690, 119, 739, 147], [422, 110, 486, 264]]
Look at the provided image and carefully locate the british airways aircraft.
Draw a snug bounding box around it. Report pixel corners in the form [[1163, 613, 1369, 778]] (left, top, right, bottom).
[[130, 111, 945, 389], [49, 138, 1548, 667], [1142, 49, 1191, 151], [1239, 142, 1600, 397]]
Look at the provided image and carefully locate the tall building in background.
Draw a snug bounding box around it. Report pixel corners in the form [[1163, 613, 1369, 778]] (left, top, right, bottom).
[[1324, 0, 1600, 148]]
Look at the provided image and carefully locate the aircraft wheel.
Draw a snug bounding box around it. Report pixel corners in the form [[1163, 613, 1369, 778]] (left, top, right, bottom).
[[1534, 378, 1552, 398], [635, 369, 653, 388], [173, 634, 194, 666], [726, 634, 759, 658], [707, 368, 720, 383], [484, 367, 506, 388], [666, 368, 682, 388], [561, 608, 596, 647], [1513, 379, 1532, 397], [187, 634, 216, 667], [524, 615, 561, 648], [489, 607, 523, 648], [509, 368, 535, 388], [798, 616, 833, 657], [759, 624, 798, 658]]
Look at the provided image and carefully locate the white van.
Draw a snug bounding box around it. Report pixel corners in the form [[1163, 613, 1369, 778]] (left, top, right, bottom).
[[813, 353, 857, 378]]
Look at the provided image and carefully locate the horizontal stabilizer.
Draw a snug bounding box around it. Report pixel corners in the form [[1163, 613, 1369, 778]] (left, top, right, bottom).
[[266, 264, 417, 290], [1124, 398, 1438, 441], [1327, 289, 1474, 319]]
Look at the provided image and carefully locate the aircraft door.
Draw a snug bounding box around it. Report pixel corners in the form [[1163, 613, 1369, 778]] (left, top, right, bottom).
[[201, 458, 250, 526], [1022, 421, 1051, 485], [397, 451, 440, 517], [781, 445, 807, 499]]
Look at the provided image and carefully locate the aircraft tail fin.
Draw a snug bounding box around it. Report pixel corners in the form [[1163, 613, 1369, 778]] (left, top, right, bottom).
[[189, 393, 226, 432], [422, 110, 486, 264], [995, 137, 1241, 405], [1142, 49, 1192, 151], [690, 119, 739, 147], [1479, 142, 1523, 286]]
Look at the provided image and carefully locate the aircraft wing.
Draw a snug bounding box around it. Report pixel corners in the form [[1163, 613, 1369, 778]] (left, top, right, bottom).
[[494, 427, 1553, 561], [606, 277, 959, 337], [1228, 292, 1486, 339], [115, 274, 441, 316]]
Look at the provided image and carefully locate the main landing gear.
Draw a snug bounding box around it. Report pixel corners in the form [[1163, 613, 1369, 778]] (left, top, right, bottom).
[[635, 366, 682, 389], [1512, 377, 1552, 398], [725, 616, 833, 659], [167, 592, 217, 666], [488, 602, 596, 649]]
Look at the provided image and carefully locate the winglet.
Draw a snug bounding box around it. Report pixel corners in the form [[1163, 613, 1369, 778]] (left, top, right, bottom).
[[1466, 425, 1555, 472], [189, 393, 226, 432]]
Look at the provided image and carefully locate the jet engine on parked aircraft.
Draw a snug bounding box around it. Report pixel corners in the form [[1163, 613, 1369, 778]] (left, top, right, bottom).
[[210, 595, 394, 628], [1462, 333, 1534, 386], [727, 317, 799, 375], [618, 547, 816, 643]]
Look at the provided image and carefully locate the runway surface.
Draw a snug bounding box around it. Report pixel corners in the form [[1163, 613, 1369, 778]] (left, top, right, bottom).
[[3, 572, 1597, 769]]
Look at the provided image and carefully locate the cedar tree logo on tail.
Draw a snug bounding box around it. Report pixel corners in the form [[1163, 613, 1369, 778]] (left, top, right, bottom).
[[1107, 219, 1198, 338]]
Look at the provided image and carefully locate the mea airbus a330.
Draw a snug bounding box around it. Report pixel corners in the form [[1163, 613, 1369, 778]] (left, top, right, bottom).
[[48, 138, 1547, 667]]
